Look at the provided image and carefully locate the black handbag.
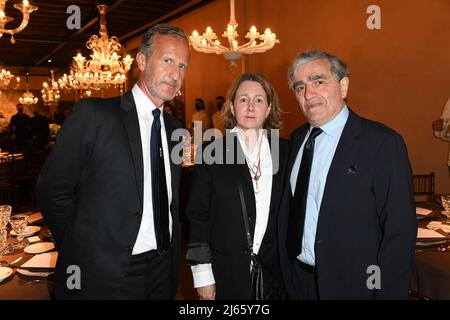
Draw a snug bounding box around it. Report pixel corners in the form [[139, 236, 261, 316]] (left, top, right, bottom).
[[239, 184, 264, 300]]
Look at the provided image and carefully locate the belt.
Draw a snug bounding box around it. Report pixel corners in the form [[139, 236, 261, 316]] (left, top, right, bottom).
[[296, 260, 316, 274]]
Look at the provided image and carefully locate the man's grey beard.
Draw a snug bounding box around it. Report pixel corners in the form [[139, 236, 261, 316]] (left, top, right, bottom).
[[148, 83, 179, 104]]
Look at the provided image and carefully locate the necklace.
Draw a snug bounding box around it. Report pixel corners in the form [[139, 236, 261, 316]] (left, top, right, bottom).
[[248, 158, 262, 194], [238, 128, 264, 194]]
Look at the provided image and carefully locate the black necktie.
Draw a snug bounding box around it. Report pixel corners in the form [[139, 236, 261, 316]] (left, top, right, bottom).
[[287, 127, 323, 259], [151, 108, 170, 252]]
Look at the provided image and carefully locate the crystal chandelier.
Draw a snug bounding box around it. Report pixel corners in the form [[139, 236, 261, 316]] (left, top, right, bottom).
[[41, 69, 60, 105], [0, 0, 38, 44], [58, 73, 95, 98], [69, 4, 133, 91], [0, 65, 19, 93], [19, 72, 37, 105], [190, 0, 279, 69]]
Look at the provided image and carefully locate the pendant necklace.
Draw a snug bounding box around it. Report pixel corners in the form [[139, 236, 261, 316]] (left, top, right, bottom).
[[239, 129, 263, 194], [249, 158, 262, 194]]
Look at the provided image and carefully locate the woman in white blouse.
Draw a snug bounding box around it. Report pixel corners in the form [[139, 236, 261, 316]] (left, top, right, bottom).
[[185, 73, 288, 300]]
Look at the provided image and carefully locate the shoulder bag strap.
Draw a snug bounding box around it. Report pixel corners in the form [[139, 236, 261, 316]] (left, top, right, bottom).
[[238, 183, 253, 252]]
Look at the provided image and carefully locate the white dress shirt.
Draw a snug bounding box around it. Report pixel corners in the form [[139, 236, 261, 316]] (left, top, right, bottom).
[[131, 84, 173, 255], [290, 106, 349, 266], [191, 128, 273, 288]]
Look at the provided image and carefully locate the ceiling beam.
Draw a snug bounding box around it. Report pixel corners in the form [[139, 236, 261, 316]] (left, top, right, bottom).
[[10, 38, 64, 44]]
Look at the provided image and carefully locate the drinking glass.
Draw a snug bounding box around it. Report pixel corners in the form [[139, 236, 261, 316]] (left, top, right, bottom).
[[0, 205, 12, 229], [0, 206, 12, 256], [0, 228, 7, 267], [9, 214, 28, 250], [441, 195, 450, 222]]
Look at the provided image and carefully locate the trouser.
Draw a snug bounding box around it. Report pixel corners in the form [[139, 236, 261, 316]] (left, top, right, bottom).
[[117, 248, 173, 299]]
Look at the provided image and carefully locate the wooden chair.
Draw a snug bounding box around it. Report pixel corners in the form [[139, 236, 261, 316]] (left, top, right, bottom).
[[412, 172, 435, 203]]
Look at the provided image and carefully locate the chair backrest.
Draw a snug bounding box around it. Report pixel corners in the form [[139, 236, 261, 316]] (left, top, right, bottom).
[[0, 156, 14, 183], [412, 172, 435, 203]]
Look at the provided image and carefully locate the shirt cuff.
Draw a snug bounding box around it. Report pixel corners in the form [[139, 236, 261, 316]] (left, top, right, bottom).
[[191, 263, 215, 288]]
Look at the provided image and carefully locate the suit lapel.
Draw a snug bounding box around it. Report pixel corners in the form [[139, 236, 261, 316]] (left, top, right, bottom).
[[162, 113, 181, 205], [287, 125, 309, 178], [269, 135, 286, 213], [317, 110, 362, 224], [258, 137, 288, 256], [120, 91, 144, 207], [227, 133, 254, 193]]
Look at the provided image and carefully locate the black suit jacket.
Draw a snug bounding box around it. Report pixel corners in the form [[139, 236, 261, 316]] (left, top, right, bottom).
[[36, 91, 183, 299], [186, 133, 288, 299], [279, 109, 417, 299]]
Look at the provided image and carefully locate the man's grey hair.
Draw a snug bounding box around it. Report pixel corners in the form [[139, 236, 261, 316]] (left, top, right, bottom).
[[288, 50, 349, 90], [139, 23, 189, 57]]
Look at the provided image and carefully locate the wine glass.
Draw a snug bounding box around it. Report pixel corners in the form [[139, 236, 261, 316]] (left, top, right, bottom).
[[0, 228, 7, 267], [0, 205, 12, 257], [441, 195, 450, 222], [0, 205, 12, 229], [9, 214, 28, 250]]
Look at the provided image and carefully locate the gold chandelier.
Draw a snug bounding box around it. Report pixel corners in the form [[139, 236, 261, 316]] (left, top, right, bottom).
[[19, 72, 37, 105], [190, 0, 279, 69], [0, 65, 19, 93], [58, 72, 96, 98], [68, 4, 133, 91], [41, 69, 60, 105], [0, 0, 38, 44]]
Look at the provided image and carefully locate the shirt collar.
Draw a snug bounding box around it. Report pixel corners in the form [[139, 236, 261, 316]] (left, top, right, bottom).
[[230, 126, 239, 134], [132, 84, 164, 120], [314, 105, 349, 137]]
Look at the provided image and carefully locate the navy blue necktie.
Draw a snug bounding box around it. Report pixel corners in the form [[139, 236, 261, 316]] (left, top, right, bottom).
[[287, 127, 323, 259], [151, 108, 170, 252]]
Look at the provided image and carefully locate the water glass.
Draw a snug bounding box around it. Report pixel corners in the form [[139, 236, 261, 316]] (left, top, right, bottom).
[[0, 228, 7, 267], [0, 205, 12, 229], [441, 195, 450, 222], [9, 214, 28, 249]]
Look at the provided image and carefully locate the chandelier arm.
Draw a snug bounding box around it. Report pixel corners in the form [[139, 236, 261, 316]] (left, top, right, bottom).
[[190, 42, 227, 54], [0, 3, 37, 37], [239, 42, 278, 54], [7, 12, 30, 34], [205, 40, 228, 51], [235, 37, 259, 50]]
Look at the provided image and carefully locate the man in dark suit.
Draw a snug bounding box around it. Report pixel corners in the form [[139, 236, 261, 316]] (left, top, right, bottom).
[[279, 50, 416, 299], [30, 107, 50, 150], [36, 24, 190, 299], [9, 103, 31, 152]]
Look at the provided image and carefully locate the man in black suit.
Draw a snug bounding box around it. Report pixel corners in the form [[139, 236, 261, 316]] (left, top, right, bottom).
[[279, 50, 416, 299], [9, 103, 31, 152], [30, 107, 50, 150], [36, 24, 190, 299]]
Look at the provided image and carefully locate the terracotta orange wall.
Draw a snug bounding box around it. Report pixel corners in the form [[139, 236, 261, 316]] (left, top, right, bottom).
[[129, 0, 450, 193]]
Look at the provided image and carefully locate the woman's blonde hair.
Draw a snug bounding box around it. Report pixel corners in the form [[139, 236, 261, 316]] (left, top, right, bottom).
[[221, 73, 283, 130]]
